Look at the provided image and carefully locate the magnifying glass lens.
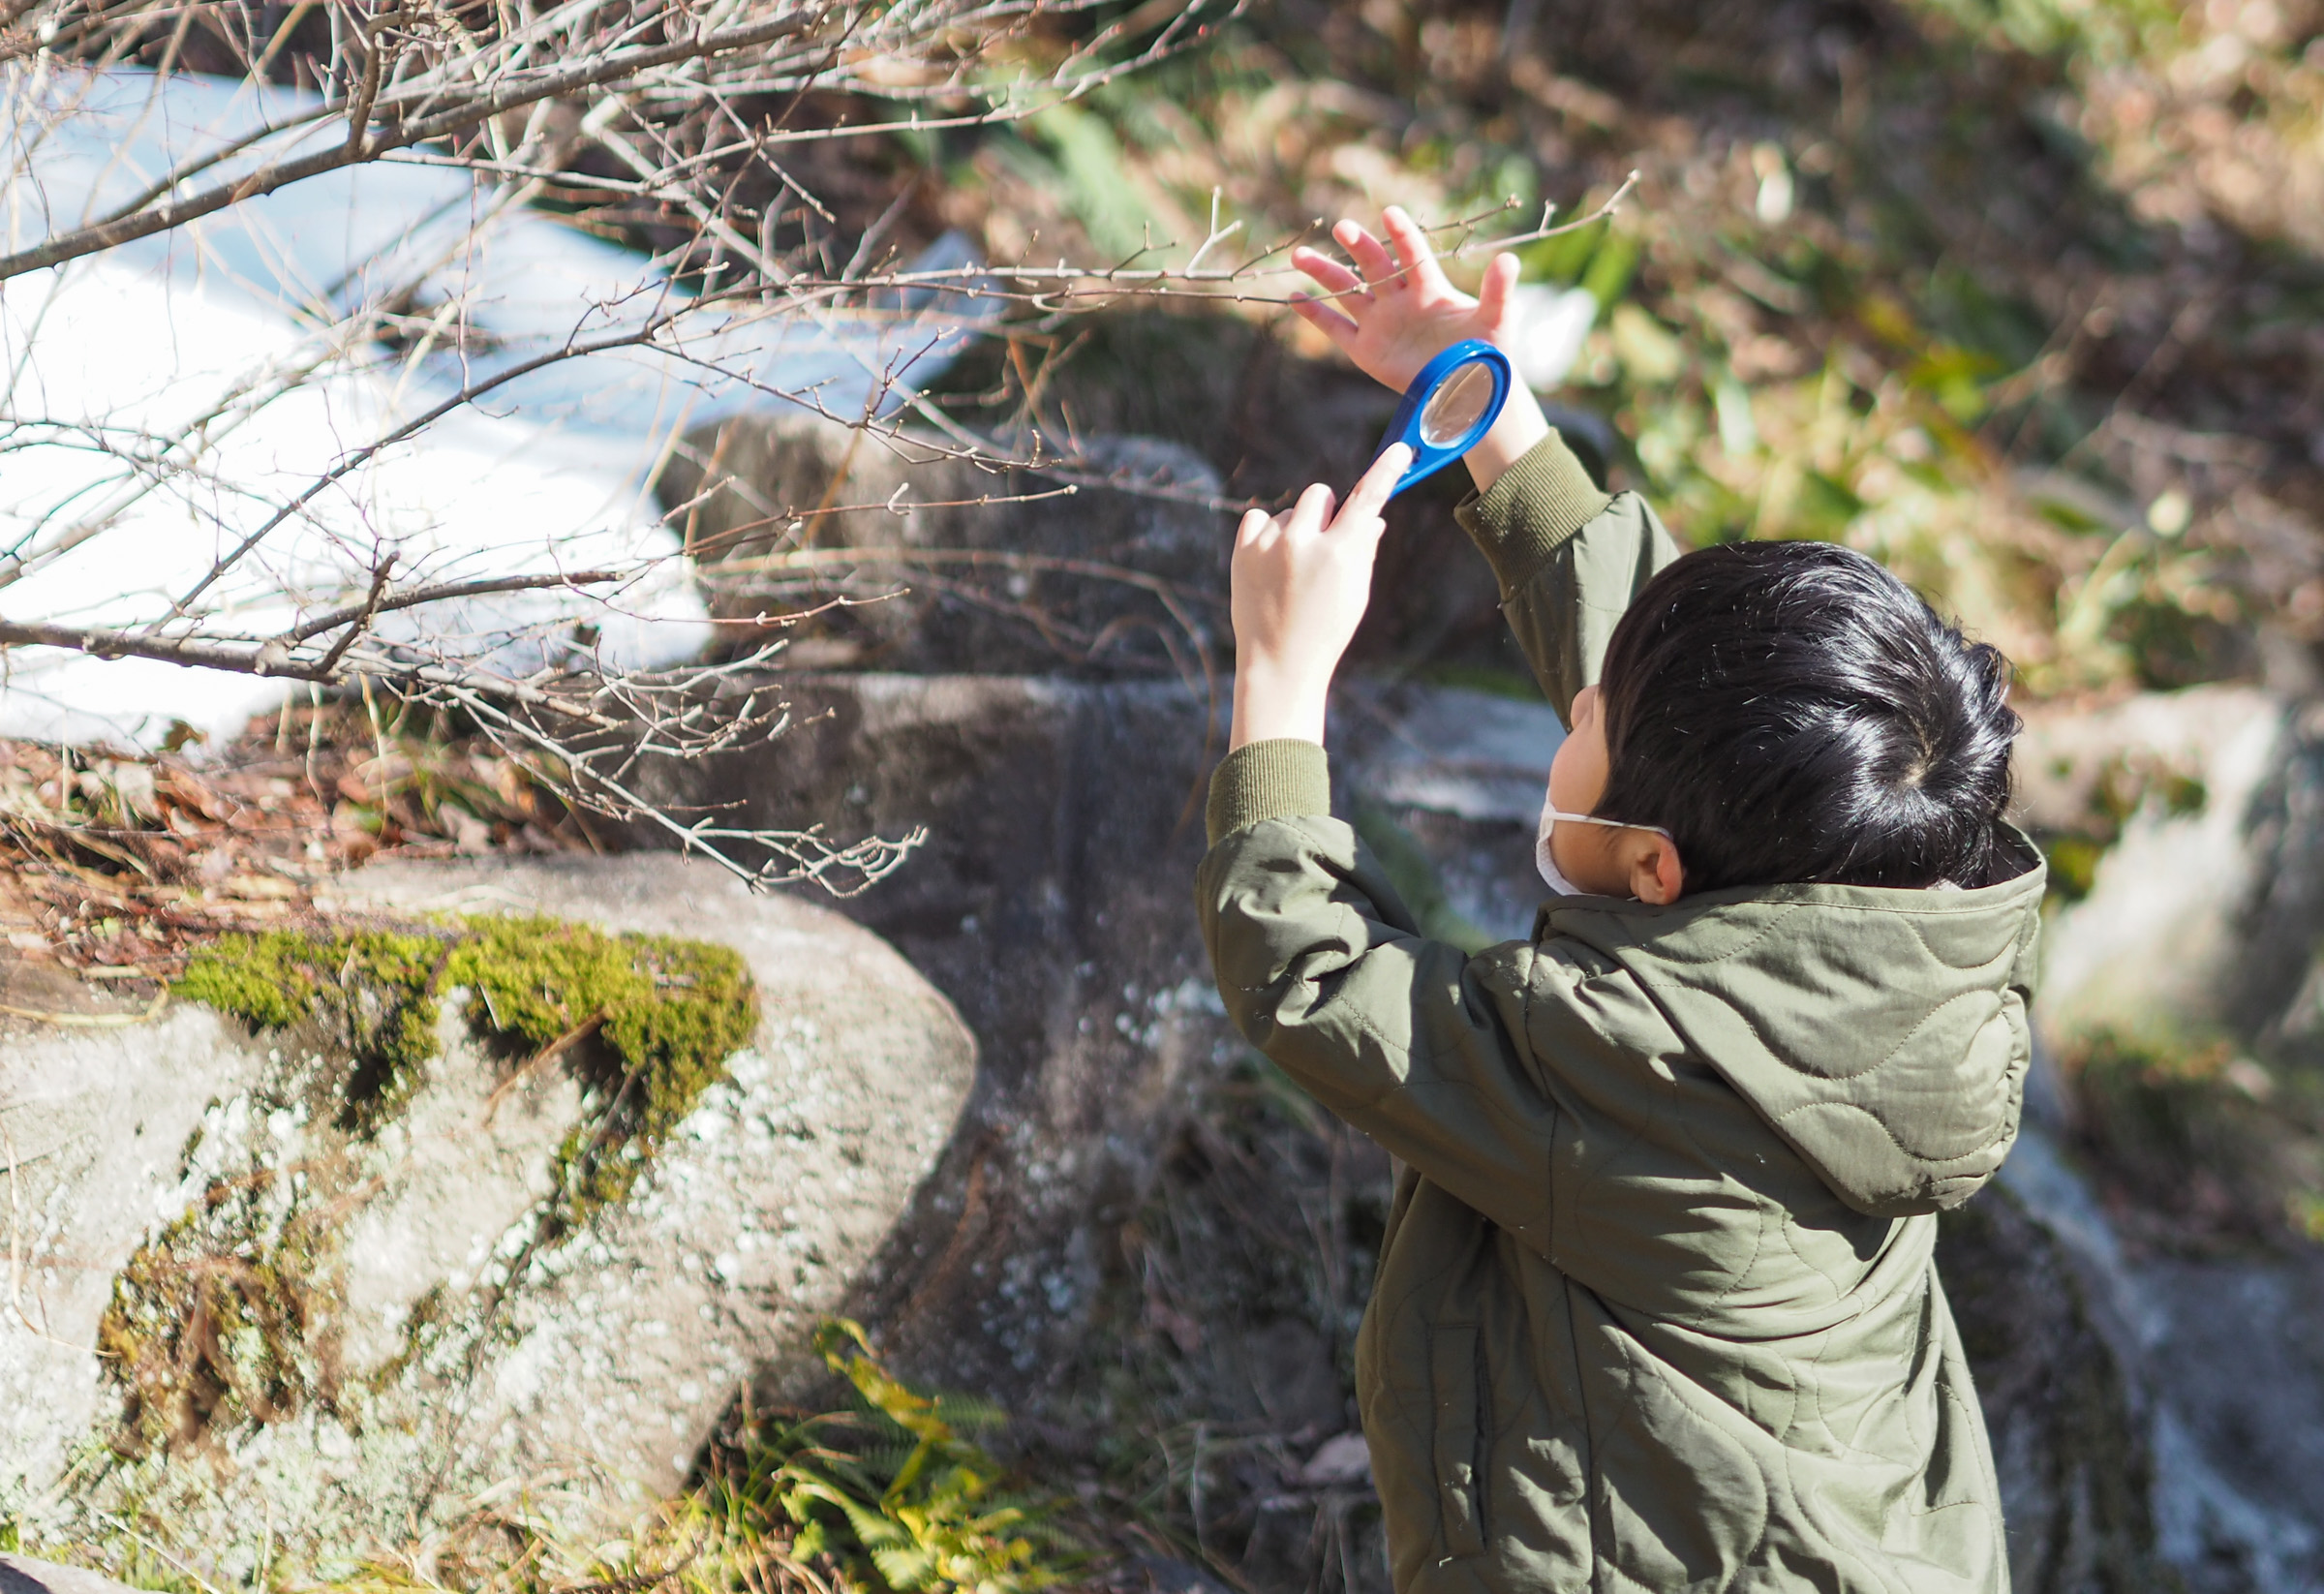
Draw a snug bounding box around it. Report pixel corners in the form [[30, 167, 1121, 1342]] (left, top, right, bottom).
[[1372, 339, 1512, 497], [1418, 361, 1497, 446]]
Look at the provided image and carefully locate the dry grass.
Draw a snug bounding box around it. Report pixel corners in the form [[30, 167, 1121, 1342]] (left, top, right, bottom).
[[0, 701, 602, 982]]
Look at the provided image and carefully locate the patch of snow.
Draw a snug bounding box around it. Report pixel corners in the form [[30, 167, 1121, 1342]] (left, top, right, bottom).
[[0, 67, 993, 751]]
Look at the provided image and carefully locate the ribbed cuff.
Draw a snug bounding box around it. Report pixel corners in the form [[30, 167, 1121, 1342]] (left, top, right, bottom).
[[1452, 430, 1614, 602], [1206, 739, 1332, 845]]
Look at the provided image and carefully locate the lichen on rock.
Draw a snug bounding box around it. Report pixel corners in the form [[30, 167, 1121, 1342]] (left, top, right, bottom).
[[96, 913, 758, 1463], [99, 1179, 346, 1460]]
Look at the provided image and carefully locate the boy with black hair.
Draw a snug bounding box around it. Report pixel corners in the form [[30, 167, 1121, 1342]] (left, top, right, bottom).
[[1198, 209, 2042, 1594]]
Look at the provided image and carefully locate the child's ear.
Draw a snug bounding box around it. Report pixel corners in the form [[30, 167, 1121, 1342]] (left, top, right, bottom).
[[1630, 836, 1685, 904]]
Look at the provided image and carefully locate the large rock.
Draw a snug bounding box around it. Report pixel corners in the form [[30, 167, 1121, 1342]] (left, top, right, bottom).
[[620, 673, 1245, 1393], [658, 412, 1229, 678], [1987, 1123, 2324, 1594], [0, 855, 973, 1583], [1938, 1175, 2168, 1593], [2001, 686, 2324, 1591]]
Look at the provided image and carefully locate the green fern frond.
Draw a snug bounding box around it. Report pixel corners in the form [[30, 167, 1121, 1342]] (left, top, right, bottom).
[[870, 1543, 940, 1591], [707, 1318, 1084, 1594]]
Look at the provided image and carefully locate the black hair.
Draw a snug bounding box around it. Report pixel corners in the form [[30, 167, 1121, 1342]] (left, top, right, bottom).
[[1592, 540, 2024, 893]]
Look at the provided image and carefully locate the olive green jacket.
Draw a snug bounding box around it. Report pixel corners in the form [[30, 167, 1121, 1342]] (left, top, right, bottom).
[[1196, 434, 2045, 1594]]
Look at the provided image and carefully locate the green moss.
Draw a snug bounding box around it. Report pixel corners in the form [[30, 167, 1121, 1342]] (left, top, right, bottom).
[[443, 916, 758, 1233], [446, 916, 756, 1138], [175, 913, 758, 1233], [171, 933, 317, 1030], [175, 929, 446, 1130]]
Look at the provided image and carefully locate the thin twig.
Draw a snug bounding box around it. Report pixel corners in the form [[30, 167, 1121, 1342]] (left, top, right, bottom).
[[0, 987, 169, 1027]]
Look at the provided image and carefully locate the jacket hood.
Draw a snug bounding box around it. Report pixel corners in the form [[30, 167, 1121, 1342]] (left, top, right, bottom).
[[1542, 833, 2047, 1218]]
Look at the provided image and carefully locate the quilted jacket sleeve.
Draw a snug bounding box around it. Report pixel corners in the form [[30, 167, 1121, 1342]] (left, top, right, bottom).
[[1452, 430, 1684, 726], [1197, 739, 1557, 1243], [1193, 431, 1684, 1239]]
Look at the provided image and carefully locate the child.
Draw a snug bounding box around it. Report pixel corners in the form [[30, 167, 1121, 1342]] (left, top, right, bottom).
[[1198, 208, 2043, 1594]]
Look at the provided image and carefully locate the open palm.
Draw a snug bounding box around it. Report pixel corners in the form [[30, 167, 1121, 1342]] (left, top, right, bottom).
[[1289, 206, 1520, 392]]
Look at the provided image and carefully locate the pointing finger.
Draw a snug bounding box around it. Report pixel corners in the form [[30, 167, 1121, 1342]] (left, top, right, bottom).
[[1237, 506, 1271, 547], [1340, 443, 1412, 530]]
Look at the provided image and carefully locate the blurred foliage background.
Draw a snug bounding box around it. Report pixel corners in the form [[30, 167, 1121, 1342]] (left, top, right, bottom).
[[752, 0, 2324, 706], [88, 0, 2324, 745]]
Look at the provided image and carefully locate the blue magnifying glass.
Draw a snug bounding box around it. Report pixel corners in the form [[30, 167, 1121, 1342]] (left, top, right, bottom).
[[1373, 339, 1514, 496]]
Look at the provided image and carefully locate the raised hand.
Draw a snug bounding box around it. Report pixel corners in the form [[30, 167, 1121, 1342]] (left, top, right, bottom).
[[1228, 444, 1412, 750], [1289, 206, 1521, 391]]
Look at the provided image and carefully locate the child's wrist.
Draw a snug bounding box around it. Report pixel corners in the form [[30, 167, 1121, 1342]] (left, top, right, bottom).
[[1230, 659, 1331, 751], [1463, 388, 1552, 495]]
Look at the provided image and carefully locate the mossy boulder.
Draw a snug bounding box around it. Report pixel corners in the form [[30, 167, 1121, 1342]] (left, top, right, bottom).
[[0, 856, 974, 1586]]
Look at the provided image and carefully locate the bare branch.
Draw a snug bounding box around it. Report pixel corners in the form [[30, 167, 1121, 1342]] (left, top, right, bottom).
[[0, 0, 1630, 906], [0, 10, 820, 280], [758, 173, 1646, 297], [282, 568, 631, 646]]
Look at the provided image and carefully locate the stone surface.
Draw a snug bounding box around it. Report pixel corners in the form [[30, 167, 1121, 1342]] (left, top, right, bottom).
[[2000, 686, 2324, 1592], [0, 855, 974, 1581], [0, 1555, 143, 1594], [1338, 680, 1566, 829], [2020, 685, 2291, 1037], [0, 1001, 266, 1502], [2140, 1259, 2324, 1590], [621, 673, 1245, 1394], [1336, 680, 1567, 944], [1936, 1178, 2168, 1593], [1993, 1126, 2324, 1594], [657, 412, 1230, 678]]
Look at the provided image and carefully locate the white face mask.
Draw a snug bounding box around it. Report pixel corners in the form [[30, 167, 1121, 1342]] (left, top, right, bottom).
[[1535, 785, 1675, 898]]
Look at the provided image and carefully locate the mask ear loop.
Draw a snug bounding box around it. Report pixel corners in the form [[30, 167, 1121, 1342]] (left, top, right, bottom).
[[1535, 799, 1676, 898], [1541, 808, 1675, 842]]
